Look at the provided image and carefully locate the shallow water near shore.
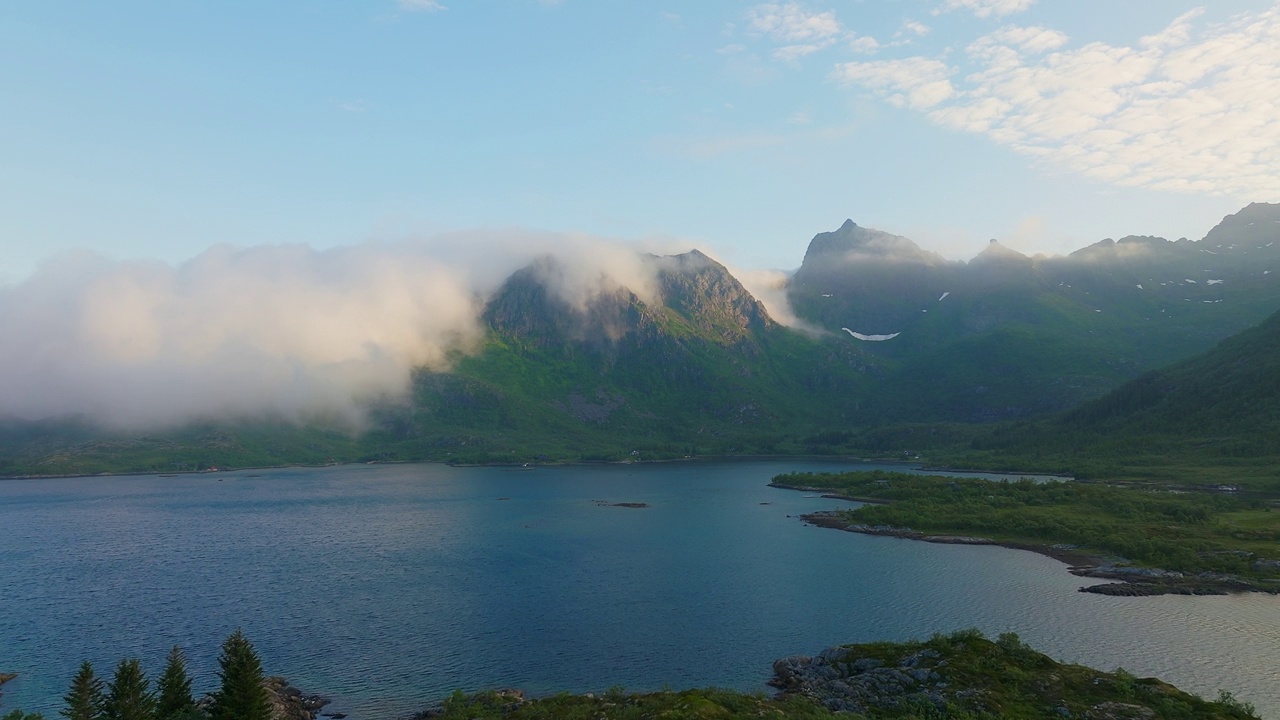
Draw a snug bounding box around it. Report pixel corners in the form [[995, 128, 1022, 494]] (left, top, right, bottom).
[[2, 460, 1277, 718]]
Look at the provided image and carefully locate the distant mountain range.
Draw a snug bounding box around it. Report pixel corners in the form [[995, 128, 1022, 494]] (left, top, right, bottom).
[[790, 202, 1280, 422], [4, 203, 1280, 477]]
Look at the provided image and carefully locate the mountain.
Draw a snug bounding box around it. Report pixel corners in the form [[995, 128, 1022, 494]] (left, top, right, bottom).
[[789, 204, 1280, 422], [6, 204, 1280, 475], [362, 250, 879, 463], [947, 303, 1280, 488]]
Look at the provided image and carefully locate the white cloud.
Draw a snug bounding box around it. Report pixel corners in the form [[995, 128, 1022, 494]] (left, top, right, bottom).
[[746, 2, 842, 43], [901, 20, 932, 37], [831, 57, 955, 109], [969, 25, 1068, 56], [936, 0, 1036, 19], [839, 5, 1280, 200], [398, 0, 445, 11], [849, 35, 881, 54], [773, 40, 836, 62]]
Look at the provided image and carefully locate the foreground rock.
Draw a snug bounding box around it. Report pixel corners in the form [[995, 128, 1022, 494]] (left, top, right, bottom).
[[768, 631, 1259, 719], [196, 676, 330, 720], [266, 676, 332, 720]]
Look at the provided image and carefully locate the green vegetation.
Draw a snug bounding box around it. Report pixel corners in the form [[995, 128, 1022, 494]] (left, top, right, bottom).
[[944, 302, 1280, 491], [421, 630, 1259, 719], [423, 688, 836, 720], [773, 470, 1280, 583], [10, 633, 270, 720], [208, 631, 271, 720], [61, 662, 104, 720], [3, 630, 1262, 720], [154, 647, 196, 720], [103, 660, 153, 720]]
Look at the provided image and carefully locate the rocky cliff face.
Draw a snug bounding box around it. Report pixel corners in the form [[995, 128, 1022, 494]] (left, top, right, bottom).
[[483, 250, 773, 352]]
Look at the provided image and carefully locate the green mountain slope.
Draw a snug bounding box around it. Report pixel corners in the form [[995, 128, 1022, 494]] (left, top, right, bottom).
[[360, 250, 879, 462], [791, 203, 1280, 422], [955, 305, 1280, 488]]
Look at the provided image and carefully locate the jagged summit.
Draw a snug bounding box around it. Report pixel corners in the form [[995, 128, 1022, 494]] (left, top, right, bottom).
[[483, 250, 772, 351], [971, 239, 1030, 264], [654, 249, 773, 340], [799, 219, 948, 267], [1202, 202, 1280, 246]]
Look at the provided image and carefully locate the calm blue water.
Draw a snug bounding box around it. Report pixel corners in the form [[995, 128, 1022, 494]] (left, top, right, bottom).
[[1, 461, 1277, 719]]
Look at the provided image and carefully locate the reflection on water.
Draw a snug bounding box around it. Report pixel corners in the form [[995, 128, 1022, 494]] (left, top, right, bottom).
[[1, 460, 1276, 719]]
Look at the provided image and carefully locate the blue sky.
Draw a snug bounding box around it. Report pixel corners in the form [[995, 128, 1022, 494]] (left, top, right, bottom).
[[3, 0, 1278, 281]]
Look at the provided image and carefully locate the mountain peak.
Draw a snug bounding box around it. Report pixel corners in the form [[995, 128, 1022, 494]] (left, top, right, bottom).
[[973, 239, 1029, 263], [1202, 202, 1280, 246], [800, 220, 946, 267]]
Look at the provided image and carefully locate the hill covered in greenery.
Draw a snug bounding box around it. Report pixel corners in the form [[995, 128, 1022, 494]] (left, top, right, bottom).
[[947, 302, 1280, 490], [4, 204, 1280, 476]]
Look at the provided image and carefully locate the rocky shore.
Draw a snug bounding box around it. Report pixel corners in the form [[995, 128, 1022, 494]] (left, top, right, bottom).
[[769, 644, 952, 714], [193, 676, 333, 720], [1, 672, 15, 708], [799, 510, 1279, 597]]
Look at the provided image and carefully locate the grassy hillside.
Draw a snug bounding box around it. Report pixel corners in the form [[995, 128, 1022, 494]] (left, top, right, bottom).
[[773, 470, 1280, 589], [948, 306, 1280, 490]]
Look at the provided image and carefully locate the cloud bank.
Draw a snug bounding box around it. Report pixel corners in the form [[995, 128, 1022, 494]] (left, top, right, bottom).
[[0, 232, 700, 430]]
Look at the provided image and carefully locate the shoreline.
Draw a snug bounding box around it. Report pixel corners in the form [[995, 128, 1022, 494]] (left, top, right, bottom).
[[776, 483, 1279, 597], [0, 454, 941, 482]]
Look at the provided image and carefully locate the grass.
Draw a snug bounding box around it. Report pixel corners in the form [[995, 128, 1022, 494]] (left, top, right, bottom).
[[772, 470, 1280, 581]]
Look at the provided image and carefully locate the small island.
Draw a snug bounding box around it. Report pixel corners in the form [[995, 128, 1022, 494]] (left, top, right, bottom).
[[771, 470, 1280, 596]]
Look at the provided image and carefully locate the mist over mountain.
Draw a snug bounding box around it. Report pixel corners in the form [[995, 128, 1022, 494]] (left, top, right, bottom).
[[0, 232, 782, 430], [368, 250, 874, 462], [3, 203, 1280, 474]]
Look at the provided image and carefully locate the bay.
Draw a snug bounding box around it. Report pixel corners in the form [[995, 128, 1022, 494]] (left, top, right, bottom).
[[1, 460, 1276, 718]]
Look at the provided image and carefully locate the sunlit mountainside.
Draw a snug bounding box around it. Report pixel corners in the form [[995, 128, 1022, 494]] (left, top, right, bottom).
[[3, 204, 1280, 478]]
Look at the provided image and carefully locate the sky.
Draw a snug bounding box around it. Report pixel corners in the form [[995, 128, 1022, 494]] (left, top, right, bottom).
[[4, 0, 1280, 282], [3, 0, 1280, 427]]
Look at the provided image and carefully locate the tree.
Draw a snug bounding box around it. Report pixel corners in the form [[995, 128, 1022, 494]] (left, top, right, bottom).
[[103, 659, 153, 720], [153, 648, 195, 720], [209, 630, 271, 720], [3, 711, 46, 720], [61, 661, 104, 720]]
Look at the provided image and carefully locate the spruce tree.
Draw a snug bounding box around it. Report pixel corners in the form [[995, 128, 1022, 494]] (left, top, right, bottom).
[[209, 630, 271, 720], [102, 659, 153, 720], [153, 647, 194, 720], [61, 661, 104, 720]]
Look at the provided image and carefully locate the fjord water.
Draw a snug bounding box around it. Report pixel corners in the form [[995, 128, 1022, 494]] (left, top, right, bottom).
[[2, 461, 1277, 719]]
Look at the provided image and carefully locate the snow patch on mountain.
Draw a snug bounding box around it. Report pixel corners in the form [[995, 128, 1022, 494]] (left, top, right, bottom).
[[842, 328, 900, 342]]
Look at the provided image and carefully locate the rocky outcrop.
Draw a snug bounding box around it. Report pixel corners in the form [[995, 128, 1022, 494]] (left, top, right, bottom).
[[266, 676, 332, 720], [769, 645, 953, 714], [197, 677, 330, 720], [1073, 564, 1277, 596]]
